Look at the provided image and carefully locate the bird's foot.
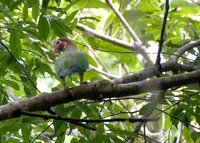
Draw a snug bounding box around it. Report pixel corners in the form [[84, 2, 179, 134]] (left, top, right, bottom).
[[63, 86, 69, 91], [80, 81, 88, 85]]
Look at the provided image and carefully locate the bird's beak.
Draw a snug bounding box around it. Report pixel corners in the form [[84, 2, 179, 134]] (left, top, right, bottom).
[[53, 45, 59, 53]]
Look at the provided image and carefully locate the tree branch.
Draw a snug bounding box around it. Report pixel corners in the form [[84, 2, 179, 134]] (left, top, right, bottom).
[[115, 39, 200, 84], [76, 23, 135, 51], [0, 69, 200, 122], [105, 0, 153, 65], [132, 1, 169, 141], [76, 23, 153, 65], [20, 111, 158, 123], [105, 0, 141, 43], [21, 111, 97, 131], [170, 39, 200, 62], [155, 0, 169, 65], [89, 65, 120, 79]]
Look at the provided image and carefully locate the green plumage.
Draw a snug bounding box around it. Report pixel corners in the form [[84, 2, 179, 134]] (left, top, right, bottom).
[[55, 50, 89, 85]]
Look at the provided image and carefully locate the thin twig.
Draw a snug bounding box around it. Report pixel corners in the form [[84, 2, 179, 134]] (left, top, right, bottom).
[[156, 108, 200, 131], [89, 65, 120, 79], [103, 110, 140, 118], [129, 90, 166, 142], [144, 123, 147, 143], [31, 123, 53, 143], [155, 0, 170, 65], [20, 110, 159, 123], [105, 0, 141, 43], [21, 111, 96, 130], [155, 92, 200, 117], [170, 39, 200, 62], [76, 41, 199, 64]]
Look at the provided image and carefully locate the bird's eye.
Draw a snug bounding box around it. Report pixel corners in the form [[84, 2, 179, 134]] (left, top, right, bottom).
[[55, 40, 60, 45]]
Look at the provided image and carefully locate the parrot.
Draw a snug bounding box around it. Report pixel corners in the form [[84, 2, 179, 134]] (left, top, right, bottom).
[[53, 38, 89, 87]]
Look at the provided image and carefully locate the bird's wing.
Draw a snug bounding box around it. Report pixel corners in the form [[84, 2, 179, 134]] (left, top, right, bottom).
[[62, 51, 89, 72], [74, 51, 89, 72], [55, 51, 89, 78], [55, 57, 60, 75]]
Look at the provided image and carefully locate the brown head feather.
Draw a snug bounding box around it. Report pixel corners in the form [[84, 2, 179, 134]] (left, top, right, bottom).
[[53, 38, 76, 53]]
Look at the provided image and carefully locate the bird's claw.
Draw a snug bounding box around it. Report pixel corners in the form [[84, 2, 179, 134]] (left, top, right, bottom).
[[63, 86, 69, 91], [80, 81, 88, 85]]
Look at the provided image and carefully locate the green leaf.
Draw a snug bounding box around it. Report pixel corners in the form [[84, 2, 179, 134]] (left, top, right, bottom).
[[22, 3, 28, 20], [137, 2, 160, 13], [71, 138, 79, 143], [73, 101, 94, 117], [22, 123, 31, 143], [76, 0, 107, 8], [191, 131, 200, 142], [32, 2, 40, 21], [53, 120, 67, 143], [35, 58, 55, 76], [9, 30, 22, 58], [0, 80, 20, 90], [23, 28, 41, 39], [50, 19, 66, 37], [50, 19, 72, 37], [20, 75, 37, 96], [42, 0, 50, 9], [38, 15, 50, 40], [55, 0, 61, 6], [183, 127, 194, 143], [0, 51, 13, 75], [139, 103, 152, 115], [64, 10, 79, 24]]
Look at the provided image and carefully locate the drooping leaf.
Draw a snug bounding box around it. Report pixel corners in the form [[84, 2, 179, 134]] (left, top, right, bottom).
[[32, 2, 40, 21], [42, 0, 50, 9], [9, 30, 22, 58], [38, 15, 50, 40], [191, 131, 200, 142], [50, 19, 67, 37], [20, 75, 37, 96], [53, 120, 67, 143], [0, 51, 13, 75], [35, 58, 55, 76], [73, 101, 94, 117], [22, 123, 32, 142], [0, 80, 20, 90], [22, 3, 28, 21]]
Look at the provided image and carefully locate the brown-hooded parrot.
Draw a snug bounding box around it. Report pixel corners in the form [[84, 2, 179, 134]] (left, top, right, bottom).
[[53, 38, 89, 87]]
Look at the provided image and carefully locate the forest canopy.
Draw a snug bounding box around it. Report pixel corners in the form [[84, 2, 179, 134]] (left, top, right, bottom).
[[0, 0, 200, 143]]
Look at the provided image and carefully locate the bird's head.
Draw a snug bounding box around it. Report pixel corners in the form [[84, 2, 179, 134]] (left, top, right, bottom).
[[53, 38, 77, 53]]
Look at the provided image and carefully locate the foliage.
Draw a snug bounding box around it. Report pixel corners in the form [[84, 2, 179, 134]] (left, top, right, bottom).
[[0, 0, 199, 142]]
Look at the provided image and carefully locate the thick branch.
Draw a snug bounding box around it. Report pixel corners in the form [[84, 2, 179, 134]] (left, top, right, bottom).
[[116, 39, 200, 84], [0, 69, 200, 121]]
